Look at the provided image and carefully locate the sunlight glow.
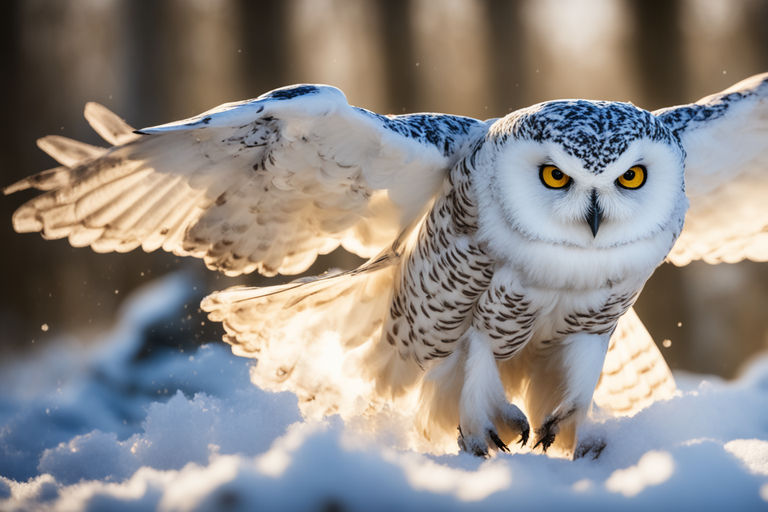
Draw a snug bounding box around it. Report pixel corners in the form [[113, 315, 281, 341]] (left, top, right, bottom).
[[724, 439, 768, 476], [157, 459, 236, 511], [386, 451, 512, 501], [571, 479, 594, 492], [256, 422, 324, 478], [523, 0, 635, 100], [605, 450, 675, 497]]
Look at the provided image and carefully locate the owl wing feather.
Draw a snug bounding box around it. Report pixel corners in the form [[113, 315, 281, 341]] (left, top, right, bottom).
[[5, 85, 485, 276], [656, 72, 768, 266], [594, 308, 676, 417], [200, 248, 412, 419]]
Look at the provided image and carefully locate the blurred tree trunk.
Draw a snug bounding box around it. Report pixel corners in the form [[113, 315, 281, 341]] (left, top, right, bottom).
[[375, 0, 416, 113], [0, 0, 22, 355], [626, 0, 689, 371], [627, 0, 685, 108], [746, 0, 768, 62], [483, 0, 526, 115], [236, 0, 289, 94], [0, 0, 20, 169], [122, 0, 171, 125]]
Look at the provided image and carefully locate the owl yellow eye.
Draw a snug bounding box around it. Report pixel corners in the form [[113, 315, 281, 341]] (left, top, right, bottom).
[[540, 165, 571, 189], [616, 165, 647, 189]]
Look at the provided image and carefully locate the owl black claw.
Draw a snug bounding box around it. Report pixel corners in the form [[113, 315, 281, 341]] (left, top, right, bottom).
[[457, 428, 489, 458], [488, 430, 509, 452], [458, 425, 512, 457], [518, 425, 530, 447], [533, 416, 560, 452], [574, 437, 607, 460], [533, 430, 556, 452]]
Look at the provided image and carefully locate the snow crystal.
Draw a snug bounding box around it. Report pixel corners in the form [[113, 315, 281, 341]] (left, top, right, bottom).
[[1, 273, 767, 511]]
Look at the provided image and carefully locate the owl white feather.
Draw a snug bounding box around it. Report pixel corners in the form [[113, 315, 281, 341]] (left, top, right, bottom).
[[7, 74, 768, 458]]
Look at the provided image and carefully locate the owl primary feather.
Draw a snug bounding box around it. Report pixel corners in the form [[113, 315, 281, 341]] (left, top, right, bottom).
[[7, 74, 768, 458]]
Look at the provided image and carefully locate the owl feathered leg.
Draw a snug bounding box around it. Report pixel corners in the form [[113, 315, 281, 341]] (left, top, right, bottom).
[[457, 327, 529, 456], [522, 332, 610, 457]]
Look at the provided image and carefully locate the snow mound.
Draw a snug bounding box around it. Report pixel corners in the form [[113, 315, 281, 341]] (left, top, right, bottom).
[[1, 274, 767, 511]]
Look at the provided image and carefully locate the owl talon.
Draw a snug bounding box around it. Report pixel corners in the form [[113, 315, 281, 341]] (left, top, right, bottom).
[[518, 424, 530, 447], [488, 429, 509, 452], [457, 425, 514, 457], [457, 406, 529, 457], [533, 416, 560, 452], [574, 437, 606, 460], [457, 426, 490, 458], [500, 405, 529, 447], [533, 430, 556, 452]]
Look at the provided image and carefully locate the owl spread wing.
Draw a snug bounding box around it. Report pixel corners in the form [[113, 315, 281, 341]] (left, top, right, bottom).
[[656, 72, 768, 266], [594, 308, 676, 417], [6, 85, 486, 276]]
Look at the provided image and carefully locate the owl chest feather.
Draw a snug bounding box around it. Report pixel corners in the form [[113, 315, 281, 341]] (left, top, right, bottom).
[[384, 160, 648, 363]]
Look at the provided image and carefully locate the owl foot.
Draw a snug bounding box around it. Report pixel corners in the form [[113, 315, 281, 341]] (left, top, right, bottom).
[[533, 407, 575, 453], [574, 437, 606, 460], [503, 405, 530, 447], [532, 421, 557, 452], [458, 426, 507, 457], [457, 403, 529, 457], [458, 327, 529, 457]]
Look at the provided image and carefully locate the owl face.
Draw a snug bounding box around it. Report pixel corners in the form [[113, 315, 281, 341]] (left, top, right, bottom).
[[486, 100, 688, 250]]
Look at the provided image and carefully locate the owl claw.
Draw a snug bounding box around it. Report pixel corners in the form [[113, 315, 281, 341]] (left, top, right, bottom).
[[501, 403, 529, 447], [457, 426, 512, 457], [457, 412, 528, 457], [457, 401, 529, 457], [533, 429, 556, 452], [518, 424, 530, 447], [488, 430, 509, 452], [533, 416, 560, 452], [457, 426, 489, 458], [574, 437, 606, 460], [534, 405, 582, 453]]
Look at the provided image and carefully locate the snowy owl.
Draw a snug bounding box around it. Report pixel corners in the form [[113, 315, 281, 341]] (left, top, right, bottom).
[[6, 74, 768, 458]]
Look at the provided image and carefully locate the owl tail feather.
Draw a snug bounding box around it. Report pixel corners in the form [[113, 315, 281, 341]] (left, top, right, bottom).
[[201, 250, 424, 423]]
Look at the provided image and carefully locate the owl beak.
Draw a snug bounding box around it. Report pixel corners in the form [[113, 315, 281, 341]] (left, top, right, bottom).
[[585, 189, 603, 237]]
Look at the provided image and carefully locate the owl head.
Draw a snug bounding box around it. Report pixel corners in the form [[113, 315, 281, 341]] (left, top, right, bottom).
[[480, 100, 688, 252]]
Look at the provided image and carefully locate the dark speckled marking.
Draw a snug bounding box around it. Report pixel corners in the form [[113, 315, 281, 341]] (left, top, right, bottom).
[[555, 292, 636, 338], [384, 158, 493, 362], [655, 75, 768, 136], [259, 85, 321, 101], [473, 286, 538, 359], [657, 97, 736, 135], [493, 100, 677, 173], [355, 109, 482, 157]]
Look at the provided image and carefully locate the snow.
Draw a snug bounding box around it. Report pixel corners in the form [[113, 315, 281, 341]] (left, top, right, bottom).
[[1, 274, 767, 511]]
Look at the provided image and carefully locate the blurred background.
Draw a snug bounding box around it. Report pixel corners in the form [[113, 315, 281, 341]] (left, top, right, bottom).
[[0, 0, 766, 377]]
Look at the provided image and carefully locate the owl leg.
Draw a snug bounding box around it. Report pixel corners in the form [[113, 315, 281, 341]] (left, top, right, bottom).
[[457, 327, 529, 457], [529, 332, 610, 456]]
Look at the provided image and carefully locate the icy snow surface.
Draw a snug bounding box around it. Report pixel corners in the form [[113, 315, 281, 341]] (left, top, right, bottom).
[[1, 274, 767, 511]]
